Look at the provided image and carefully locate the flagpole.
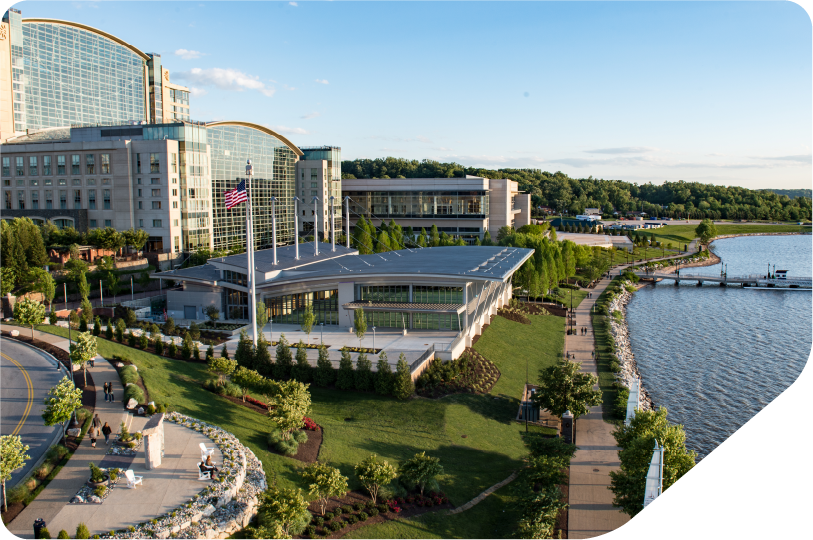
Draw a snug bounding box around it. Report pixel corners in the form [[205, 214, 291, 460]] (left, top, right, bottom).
[[312, 196, 319, 257], [246, 159, 257, 347], [293, 197, 300, 260]]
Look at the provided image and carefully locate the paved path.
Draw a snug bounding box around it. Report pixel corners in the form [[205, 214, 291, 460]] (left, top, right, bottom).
[[565, 274, 630, 539], [0, 338, 65, 487], [447, 471, 518, 515], [1, 326, 220, 538]]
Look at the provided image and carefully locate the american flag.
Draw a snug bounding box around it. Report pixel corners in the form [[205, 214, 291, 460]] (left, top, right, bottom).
[[224, 179, 247, 209]]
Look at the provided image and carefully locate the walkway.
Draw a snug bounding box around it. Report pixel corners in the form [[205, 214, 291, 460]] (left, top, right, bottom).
[[565, 275, 630, 538], [1, 326, 219, 539]]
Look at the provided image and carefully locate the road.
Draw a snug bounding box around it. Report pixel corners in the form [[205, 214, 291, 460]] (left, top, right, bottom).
[[0, 338, 66, 487]]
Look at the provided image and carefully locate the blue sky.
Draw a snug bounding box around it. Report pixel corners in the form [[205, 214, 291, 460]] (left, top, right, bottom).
[[11, 1, 813, 189]]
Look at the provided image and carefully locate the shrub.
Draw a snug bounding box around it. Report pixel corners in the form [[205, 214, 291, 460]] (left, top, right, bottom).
[[57, 531, 69, 539], [353, 501, 364, 511], [34, 463, 53, 480], [323, 512, 334, 520], [123, 384, 145, 404], [329, 522, 341, 532], [268, 429, 300, 456], [368, 508, 379, 517], [313, 517, 324, 527], [341, 505, 352, 513], [345, 514, 358, 524], [358, 511, 368, 521], [38, 527, 51, 539], [88, 462, 106, 483], [167, 341, 178, 358], [127, 331, 136, 347], [147, 404, 156, 415], [304, 526, 316, 538], [292, 430, 308, 444], [45, 444, 68, 464], [313, 346, 335, 387], [93, 485, 107, 497], [223, 382, 242, 398], [49, 311, 59, 325], [6, 483, 30, 504], [120, 366, 139, 385], [376, 503, 388, 513], [332, 507, 343, 515], [138, 334, 149, 349], [75, 523, 90, 539]]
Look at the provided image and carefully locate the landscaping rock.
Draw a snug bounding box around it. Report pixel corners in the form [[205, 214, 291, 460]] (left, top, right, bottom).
[[67, 428, 81, 437], [155, 529, 170, 539], [70, 495, 84, 504], [171, 525, 180, 534], [126, 398, 138, 409], [88, 495, 102, 504], [116, 362, 125, 368], [202, 504, 216, 516], [10, 329, 19, 336], [125, 382, 133, 387]]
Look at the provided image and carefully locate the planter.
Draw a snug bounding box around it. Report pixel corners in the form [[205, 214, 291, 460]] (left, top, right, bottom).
[[115, 438, 137, 448], [87, 476, 110, 488]]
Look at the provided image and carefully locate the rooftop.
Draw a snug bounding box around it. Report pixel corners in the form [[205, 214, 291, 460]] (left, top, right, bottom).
[[3, 127, 71, 144]]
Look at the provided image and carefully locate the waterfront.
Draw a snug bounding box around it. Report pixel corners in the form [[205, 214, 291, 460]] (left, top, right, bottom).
[[625, 234, 812, 459]]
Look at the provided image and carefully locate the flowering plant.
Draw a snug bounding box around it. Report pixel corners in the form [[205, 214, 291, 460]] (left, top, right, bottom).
[[302, 417, 321, 431], [245, 396, 268, 409]]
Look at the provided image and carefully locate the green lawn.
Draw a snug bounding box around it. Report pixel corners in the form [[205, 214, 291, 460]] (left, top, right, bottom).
[[647, 223, 807, 246], [35, 316, 562, 518]]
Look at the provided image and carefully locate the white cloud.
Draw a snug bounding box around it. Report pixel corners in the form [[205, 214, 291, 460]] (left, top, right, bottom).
[[301, 112, 321, 120], [289, 2, 298, 6], [188, 87, 208, 97], [757, 154, 811, 164], [175, 68, 276, 97], [584, 147, 656, 155], [174, 49, 204, 60], [315, 79, 329, 85], [366, 135, 433, 144], [269, 125, 310, 136]]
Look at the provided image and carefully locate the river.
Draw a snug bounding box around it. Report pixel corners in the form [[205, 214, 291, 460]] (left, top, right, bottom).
[[625, 234, 812, 459]]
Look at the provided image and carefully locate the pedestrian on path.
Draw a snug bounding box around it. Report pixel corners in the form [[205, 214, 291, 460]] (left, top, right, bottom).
[[102, 422, 112, 445], [103, 381, 109, 402], [89, 426, 98, 448], [92, 413, 102, 429]]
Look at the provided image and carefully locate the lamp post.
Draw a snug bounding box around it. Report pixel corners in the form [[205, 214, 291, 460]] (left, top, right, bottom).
[[130, 275, 134, 302], [64, 282, 67, 311], [100, 280, 103, 308], [320, 322, 324, 345], [372, 326, 376, 351]]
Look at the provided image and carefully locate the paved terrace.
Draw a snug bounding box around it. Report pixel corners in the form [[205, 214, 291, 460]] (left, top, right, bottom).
[[2, 326, 221, 539]]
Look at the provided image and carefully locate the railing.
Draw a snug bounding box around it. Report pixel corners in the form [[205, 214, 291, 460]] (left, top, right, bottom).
[[410, 347, 435, 373]]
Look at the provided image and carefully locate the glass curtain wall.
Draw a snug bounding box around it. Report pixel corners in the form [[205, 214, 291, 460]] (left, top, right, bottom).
[[209, 125, 296, 251], [266, 290, 338, 325], [19, 20, 147, 131], [345, 191, 488, 219], [413, 286, 463, 304]]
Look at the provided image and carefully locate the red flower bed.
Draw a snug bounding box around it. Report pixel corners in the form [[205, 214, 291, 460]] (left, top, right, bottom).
[[245, 396, 268, 409], [303, 417, 321, 431]]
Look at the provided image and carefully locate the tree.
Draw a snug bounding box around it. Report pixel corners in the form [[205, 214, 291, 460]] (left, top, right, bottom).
[[220, 343, 230, 359], [0, 435, 30, 511], [80, 298, 93, 321], [609, 407, 696, 517], [354, 351, 374, 392], [353, 308, 366, 347], [302, 463, 349, 515], [314, 346, 335, 387], [206, 343, 215, 360], [335, 348, 355, 390], [531, 357, 602, 419], [104, 318, 113, 340], [399, 451, 444, 496], [268, 380, 311, 440], [255, 486, 311, 539], [482, 229, 493, 246], [374, 351, 393, 395], [353, 216, 373, 255], [137, 270, 151, 289], [300, 303, 315, 338], [42, 376, 83, 444], [234, 330, 254, 369], [375, 230, 391, 253], [354, 454, 397, 504], [232, 366, 265, 402], [13, 297, 46, 338], [69, 310, 80, 330], [695, 218, 718, 245], [204, 305, 220, 323], [0, 267, 15, 296], [207, 356, 238, 385], [106, 271, 121, 304], [30, 268, 56, 310], [122, 228, 149, 255], [515, 485, 567, 539], [77, 271, 90, 302], [181, 332, 193, 361], [163, 317, 176, 336], [115, 319, 126, 343], [292, 341, 312, 383], [429, 224, 440, 247], [274, 334, 293, 380], [392, 352, 414, 400], [70, 332, 97, 386], [254, 333, 273, 378], [92, 315, 102, 337], [257, 301, 269, 328]]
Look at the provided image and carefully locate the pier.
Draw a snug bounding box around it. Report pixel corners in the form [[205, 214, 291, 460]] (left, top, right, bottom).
[[636, 272, 812, 289]]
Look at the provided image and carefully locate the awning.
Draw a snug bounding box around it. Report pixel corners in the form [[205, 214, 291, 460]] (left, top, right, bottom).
[[342, 301, 466, 315]]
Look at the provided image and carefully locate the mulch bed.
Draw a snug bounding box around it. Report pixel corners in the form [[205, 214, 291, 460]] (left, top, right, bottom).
[[295, 490, 454, 539], [556, 471, 569, 538], [266, 428, 323, 463], [527, 302, 568, 317], [105, 355, 150, 406], [415, 347, 501, 399]]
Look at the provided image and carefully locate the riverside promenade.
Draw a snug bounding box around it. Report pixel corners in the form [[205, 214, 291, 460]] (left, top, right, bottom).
[[564, 274, 630, 538]]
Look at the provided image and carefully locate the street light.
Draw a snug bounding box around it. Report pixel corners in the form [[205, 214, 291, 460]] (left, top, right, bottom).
[[320, 323, 324, 345], [372, 326, 376, 351]]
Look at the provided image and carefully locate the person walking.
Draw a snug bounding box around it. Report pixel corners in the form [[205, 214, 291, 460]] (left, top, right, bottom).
[[102, 422, 112, 445], [89, 425, 98, 448], [103, 381, 109, 402], [92, 413, 102, 430]]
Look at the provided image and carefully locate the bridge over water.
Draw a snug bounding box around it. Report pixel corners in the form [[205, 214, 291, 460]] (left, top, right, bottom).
[[635, 271, 812, 289]]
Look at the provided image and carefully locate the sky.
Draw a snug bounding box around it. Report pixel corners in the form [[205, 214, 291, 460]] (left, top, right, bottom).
[[8, 1, 813, 190]]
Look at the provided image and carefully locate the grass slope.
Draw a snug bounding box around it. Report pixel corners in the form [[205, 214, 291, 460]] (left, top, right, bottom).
[[649, 224, 807, 246]]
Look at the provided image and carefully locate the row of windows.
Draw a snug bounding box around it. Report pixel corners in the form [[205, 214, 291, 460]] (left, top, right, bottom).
[[2, 154, 110, 176], [4, 189, 110, 210], [134, 153, 164, 174], [354, 285, 464, 304], [361, 311, 460, 331], [346, 192, 489, 219], [265, 290, 339, 325], [222, 270, 248, 287], [3, 177, 111, 187]]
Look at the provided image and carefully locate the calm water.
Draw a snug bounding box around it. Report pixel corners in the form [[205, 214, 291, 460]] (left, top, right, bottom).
[[626, 234, 812, 459]]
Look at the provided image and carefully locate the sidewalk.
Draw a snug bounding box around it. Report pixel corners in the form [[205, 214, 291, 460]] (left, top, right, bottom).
[[565, 273, 630, 539]]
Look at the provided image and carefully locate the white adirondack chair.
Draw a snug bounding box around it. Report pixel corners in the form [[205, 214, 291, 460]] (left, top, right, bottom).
[[199, 442, 215, 462], [124, 469, 143, 489]]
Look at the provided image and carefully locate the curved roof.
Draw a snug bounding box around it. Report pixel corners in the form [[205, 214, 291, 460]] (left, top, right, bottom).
[[206, 121, 304, 157], [22, 18, 149, 61]]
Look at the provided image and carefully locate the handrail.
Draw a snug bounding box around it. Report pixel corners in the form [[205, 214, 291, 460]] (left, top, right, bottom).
[[410, 347, 435, 372]]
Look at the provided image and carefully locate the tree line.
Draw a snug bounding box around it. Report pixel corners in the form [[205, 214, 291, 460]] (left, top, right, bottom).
[[341, 157, 812, 221]]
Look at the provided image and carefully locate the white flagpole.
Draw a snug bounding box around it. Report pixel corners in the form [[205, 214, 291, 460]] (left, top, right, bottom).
[[293, 197, 300, 260], [246, 159, 257, 347], [312, 196, 319, 256], [330, 196, 336, 252]]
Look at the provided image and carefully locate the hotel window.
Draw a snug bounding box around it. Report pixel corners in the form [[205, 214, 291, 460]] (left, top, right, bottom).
[[90, 219, 97, 228], [16, 178, 23, 186], [29, 156, 38, 176], [3, 191, 10, 209], [16, 157, 24, 176], [174, 219, 179, 226], [153, 219, 163, 228], [31, 191, 38, 209], [72, 178, 82, 186], [86, 154, 95, 175], [172, 189, 178, 197], [138, 201, 143, 209], [58, 178, 67, 186], [152, 201, 162, 210], [74, 190, 82, 209], [2, 157, 9, 177], [139, 219, 143, 228], [87, 178, 95, 186], [71, 155, 80, 175], [136, 154, 141, 173], [172, 177, 177, 184], [59, 190, 67, 209], [30, 178, 38, 187], [101, 154, 110, 174], [105, 220, 112, 227], [174, 236, 179, 252], [45, 191, 53, 209], [103, 190, 111, 210], [137, 178, 142, 185], [57, 156, 66, 175], [311, 182, 317, 188], [172, 201, 178, 209], [43, 156, 51, 176], [150, 153, 160, 173], [150, 178, 160, 185], [138, 189, 142, 197], [102, 178, 111, 185], [89, 190, 96, 209], [171, 153, 177, 173], [151, 189, 161, 197]]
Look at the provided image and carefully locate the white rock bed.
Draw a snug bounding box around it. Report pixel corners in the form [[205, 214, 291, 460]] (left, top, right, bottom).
[[97, 412, 267, 540], [607, 282, 654, 411]]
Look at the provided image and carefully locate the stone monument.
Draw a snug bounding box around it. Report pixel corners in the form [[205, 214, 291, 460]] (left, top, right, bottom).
[[142, 412, 165, 470]]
